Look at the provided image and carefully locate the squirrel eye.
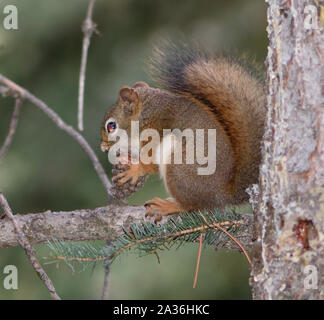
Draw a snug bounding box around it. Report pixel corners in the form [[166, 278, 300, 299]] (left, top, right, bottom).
[[106, 120, 117, 133]]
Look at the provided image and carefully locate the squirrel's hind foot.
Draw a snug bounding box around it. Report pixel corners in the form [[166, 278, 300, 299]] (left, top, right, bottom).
[[144, 197, 184, 223]]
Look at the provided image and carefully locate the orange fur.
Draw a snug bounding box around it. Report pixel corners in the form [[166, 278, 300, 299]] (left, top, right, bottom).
[[101, 43, 266, 221]]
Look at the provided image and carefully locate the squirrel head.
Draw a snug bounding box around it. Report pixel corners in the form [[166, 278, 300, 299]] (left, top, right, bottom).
[[101, 81, 149, 153]]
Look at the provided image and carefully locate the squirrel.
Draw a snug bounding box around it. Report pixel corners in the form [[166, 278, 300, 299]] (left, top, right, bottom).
[[101, 42, 266, 222]]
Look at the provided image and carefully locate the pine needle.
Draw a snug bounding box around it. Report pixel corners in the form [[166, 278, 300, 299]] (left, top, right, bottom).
[[45, 209, 246, 272]]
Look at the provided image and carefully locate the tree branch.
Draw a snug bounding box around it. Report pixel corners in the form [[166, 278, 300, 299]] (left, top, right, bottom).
[[78, 0, 97, 131], [0, 190, 61, 300], [0, 98, 22, 161], [0, 205, 254, 252], [0, 74, 113, 201], [101, 241, 111, 300]]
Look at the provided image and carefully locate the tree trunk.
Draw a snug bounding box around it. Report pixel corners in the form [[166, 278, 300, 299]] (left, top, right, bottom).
[[251, 0, 324, 299]]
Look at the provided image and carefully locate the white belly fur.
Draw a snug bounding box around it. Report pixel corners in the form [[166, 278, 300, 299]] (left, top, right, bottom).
[[154, 134, 176, 195]]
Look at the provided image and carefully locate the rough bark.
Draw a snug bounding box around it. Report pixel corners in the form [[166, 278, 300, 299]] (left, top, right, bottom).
[[251, 0, 324, 299], [0, 205, 254, 251]]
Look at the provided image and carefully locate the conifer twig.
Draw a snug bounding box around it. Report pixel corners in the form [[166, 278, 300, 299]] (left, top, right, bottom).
[[0, 190, 61, 300], [78, 0, 97, 131], [0, 205, 254, 251], [0, 74, 112, 201], [193, 232, 203, 289], [48, 210, 251, 271], [0, 98, 22, 161]]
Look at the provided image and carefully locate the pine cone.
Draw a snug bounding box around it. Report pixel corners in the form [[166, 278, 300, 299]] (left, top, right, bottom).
[[110, 162, 148, 200]]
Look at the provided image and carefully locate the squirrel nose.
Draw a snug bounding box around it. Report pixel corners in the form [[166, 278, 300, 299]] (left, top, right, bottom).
[[100, 143, 109, 153]]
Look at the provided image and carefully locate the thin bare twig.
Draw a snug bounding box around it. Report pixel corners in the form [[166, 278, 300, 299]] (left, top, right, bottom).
[[102, 263, 111, 300], [0, 98, 22, 161], [193, 232, 203, 289], [101, 249, 111, 300], [215, 221, 251, 264], [77, 2, 111, 296], [198, 211, 251, 265], [78, 0, 97, 131], [0, 74, 112, 201], [0, 190, 61, 300]]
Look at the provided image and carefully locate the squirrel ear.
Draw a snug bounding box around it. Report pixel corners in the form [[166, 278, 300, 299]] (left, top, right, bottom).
[[132, 81, 149, 89], [118, 87, 140, 116]]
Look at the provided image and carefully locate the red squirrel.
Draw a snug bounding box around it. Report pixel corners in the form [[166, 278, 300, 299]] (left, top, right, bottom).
[[101, 42, 266, 221]]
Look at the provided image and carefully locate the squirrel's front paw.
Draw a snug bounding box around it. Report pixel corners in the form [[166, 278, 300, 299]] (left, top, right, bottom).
[[112, 163, 142, 186]]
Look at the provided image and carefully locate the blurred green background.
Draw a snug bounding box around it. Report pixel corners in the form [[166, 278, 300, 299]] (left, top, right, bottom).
[[0, 0, 266, 299]]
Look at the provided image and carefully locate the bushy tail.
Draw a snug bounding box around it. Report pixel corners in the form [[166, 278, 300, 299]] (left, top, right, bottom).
[[150, 41, 266, 201]]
